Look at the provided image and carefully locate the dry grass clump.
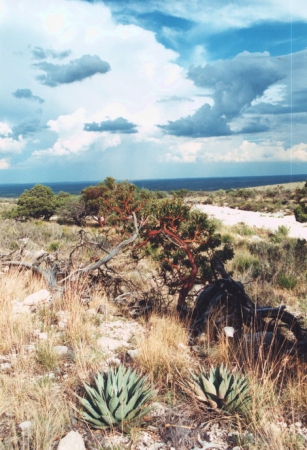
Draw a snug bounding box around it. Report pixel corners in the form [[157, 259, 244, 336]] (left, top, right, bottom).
[[0, 271, 41, 355], [1, 375, 69, 450], [136, 314, 191, 388]]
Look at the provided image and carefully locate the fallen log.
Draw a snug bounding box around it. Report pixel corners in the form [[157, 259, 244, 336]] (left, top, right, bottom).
[[189, 257, 307, 356]]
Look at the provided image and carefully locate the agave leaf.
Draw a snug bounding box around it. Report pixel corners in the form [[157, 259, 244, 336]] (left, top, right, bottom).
[[131, 389, 154, 413], [128, 379, 147, 402], [83, 384, 106, 410], [114, 403, 127, 421], [108, 395, 120, 415], [125, 387, 144, 416], [84, 390, 117, 426], [209, 367, 215, 386], [190, 382, 209, 402], [124, 403, 153, 423], [226, 374, 235, 396], [118, 385, 128, 407], [200, 375, 217, 397], [81, 412, 108, 429], [121, 367, 132, 395], [94, 372, 106, 398], [106, 369, 116, 402], [217, 378, 228, 400], [116, 365, 124, 393], [77, 397, 102, 420]]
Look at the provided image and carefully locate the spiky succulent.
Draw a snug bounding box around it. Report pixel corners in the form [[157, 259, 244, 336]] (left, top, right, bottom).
[[187, 364, 249, 412], [78, 365, 155, 429]]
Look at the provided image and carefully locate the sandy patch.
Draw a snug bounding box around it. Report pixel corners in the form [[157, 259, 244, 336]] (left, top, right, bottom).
[[195, 205, 307, 240]]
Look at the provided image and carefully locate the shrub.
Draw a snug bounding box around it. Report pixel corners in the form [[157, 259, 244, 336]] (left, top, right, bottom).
[[233, 222, 255, 236], [233, 251, 261, 277], [270, 225, 290, 243], [277, 273, 297, 290], [294, 205, 307, 223], [12, 184, 56, 221], [78, 365, 155, 429], [48, 241, 61, 252]]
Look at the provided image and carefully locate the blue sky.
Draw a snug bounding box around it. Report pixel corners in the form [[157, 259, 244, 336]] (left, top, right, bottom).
[[1, 0, 307, 183]]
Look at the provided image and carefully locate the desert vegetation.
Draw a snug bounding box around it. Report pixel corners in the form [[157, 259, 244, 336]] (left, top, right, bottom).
[[0, 179, 307, 449]]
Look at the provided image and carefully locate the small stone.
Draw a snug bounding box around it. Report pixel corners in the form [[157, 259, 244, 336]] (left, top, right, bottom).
[[224, 326, 235, 337], [23, 289, 51, 306], [127, 349, 139, 359], [97, 336, 129, 351], [0, 363, 12, 371], [24, 345, 35, 352], [12, 303, 31, 314], [57, 430, 85, 450], [85, 308, 96, 316], [151, 402, 167, 417], [53, 345, 69, 355], [105, 357, 121, 366], [177, 342, 189, 350], [58, 321, 67, 329], [19, 421, 32, 432], [39, 332, 48, 340]]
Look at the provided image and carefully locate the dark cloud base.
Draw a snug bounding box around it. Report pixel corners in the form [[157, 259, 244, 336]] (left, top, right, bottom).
[[84, 117, 138, 134], [34, 55, 111, 87], [12, 88, 44, 103]]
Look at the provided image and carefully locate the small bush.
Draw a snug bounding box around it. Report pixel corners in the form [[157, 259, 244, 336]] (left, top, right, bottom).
[[270, 225, 290, 243], [277, 273, 297, 290], [233, 252, 261, 277], [234, 222, 255, 236], [48, 241, 61, 252]]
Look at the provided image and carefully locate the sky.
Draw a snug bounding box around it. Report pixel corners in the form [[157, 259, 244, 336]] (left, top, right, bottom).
[[1, 0, 307, 183]]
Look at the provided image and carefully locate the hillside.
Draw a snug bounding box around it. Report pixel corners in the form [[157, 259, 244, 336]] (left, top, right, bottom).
[[0, 185, 307, 450]]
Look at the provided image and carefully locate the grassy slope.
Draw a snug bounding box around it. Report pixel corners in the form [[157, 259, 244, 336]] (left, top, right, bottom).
[[0, 192, 307, 449]]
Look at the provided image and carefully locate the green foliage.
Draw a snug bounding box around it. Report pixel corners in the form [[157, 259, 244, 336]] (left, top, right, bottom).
[[233, 252, 261, 277], [294, 205, 307, 223], [169, 188, 191, 198], [270, 225, 290, 243], [248, 238, 307, 286], [82, 178, 152, 226], [187, 364, 249, 412], [277, 273, 297, 290], [54, 191, 71, 208], [78, 365, 155, 429], [233, 222, 255, 236], [56, 196, 87, 226], [11, 184, 56, 221], [48, 241, 61, 252], [139, 198, 233, 305]]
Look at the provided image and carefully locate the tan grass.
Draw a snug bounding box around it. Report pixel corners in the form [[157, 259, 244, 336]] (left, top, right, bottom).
[[0, 271, 42, 354], [1, 375, 69, 450], [136, 314, 191, 388]]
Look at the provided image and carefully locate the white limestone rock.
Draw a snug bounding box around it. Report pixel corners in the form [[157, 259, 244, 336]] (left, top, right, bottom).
[[0, 363, 12, 371], [19, 421, 32, 433], [53, 345, 69, 355], [97, 336, 129, 352], [23, 289, 51, 306], [57, 431, 85, 450]]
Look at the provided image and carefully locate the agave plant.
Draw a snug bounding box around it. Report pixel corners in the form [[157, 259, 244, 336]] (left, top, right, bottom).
[[187, 364, 249, 411], [77, 365, 155, 429]]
